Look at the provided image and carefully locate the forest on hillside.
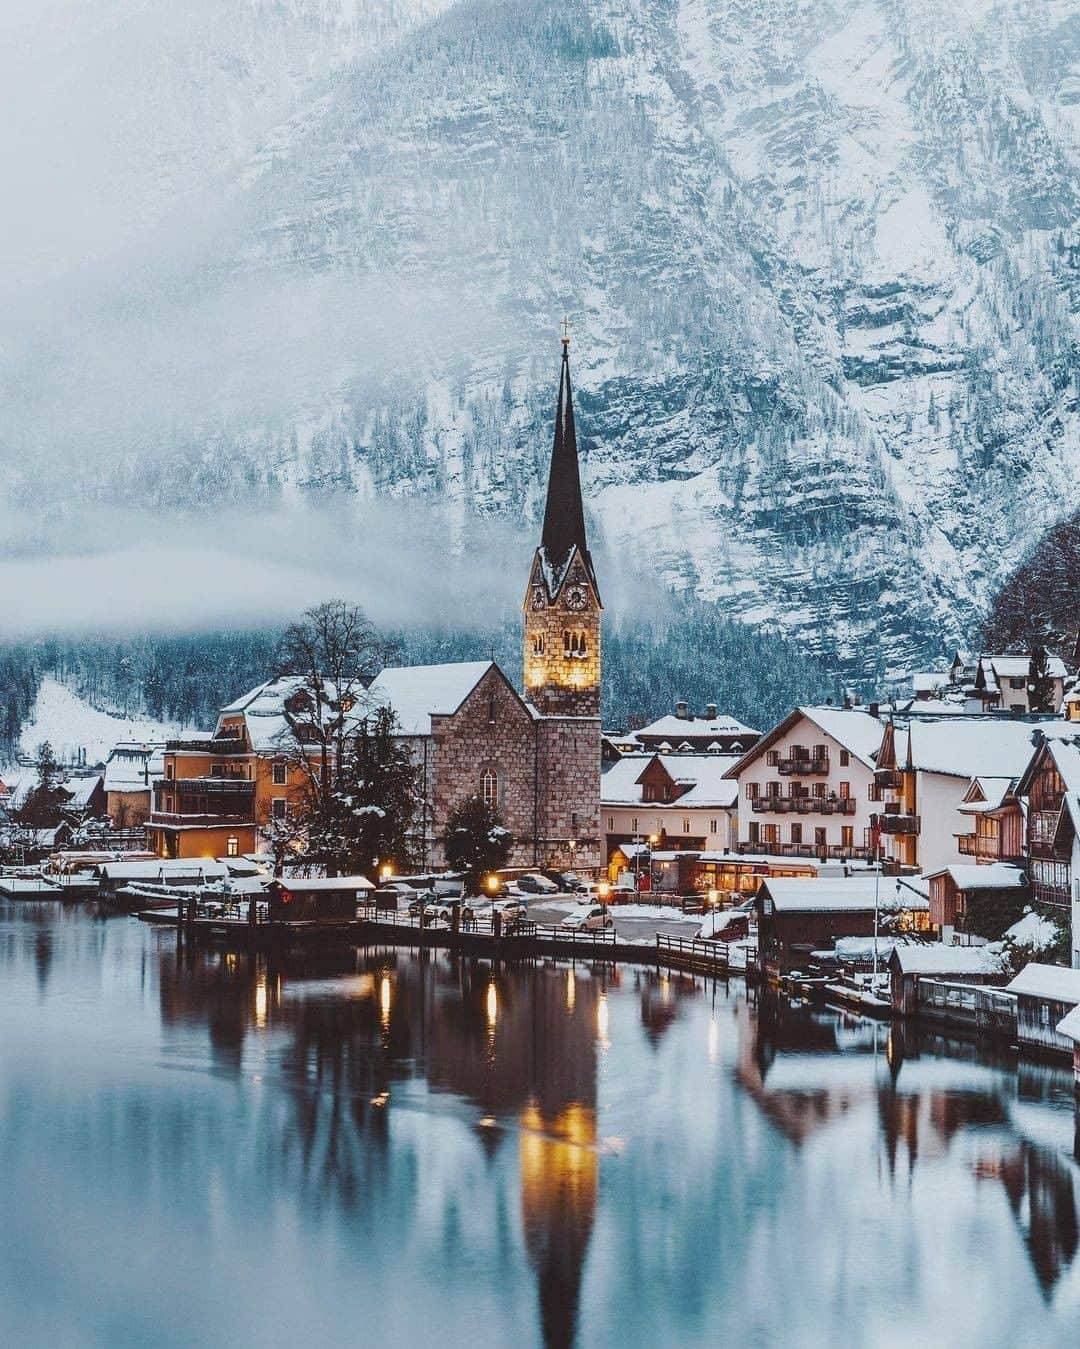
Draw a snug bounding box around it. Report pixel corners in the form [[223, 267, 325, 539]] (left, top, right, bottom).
[[0, 595, 842, 761], [980, 506, 1080, 657]]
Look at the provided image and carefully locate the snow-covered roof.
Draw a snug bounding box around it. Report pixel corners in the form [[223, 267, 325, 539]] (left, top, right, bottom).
[[96, 858, 229, 880], [898, 718, 1073, 779], [103, 742, 166, 793], [273, 874, 375, 891], [761, 876, 927, 913], [957, 776, 1014, 814], [368, 661, 497, 736], [983, 654, 1067, 680], [924, 863, 1026, 891], [634, 711, 759, 740], [64, 775, 102, 808], [1055, 1003, 1080, 1043], [725, 706, 886, 777], [912, 672, 949, 693], [600, 753, 741, 808], [217, 676, 312, 753], [1005, 962, 1080, 1003], [891, 945, 1007, 975]]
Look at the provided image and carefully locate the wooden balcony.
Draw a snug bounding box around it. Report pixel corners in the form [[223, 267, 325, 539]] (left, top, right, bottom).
[[874, 811, 920, 835], [874, 768, 902, 789], [752, 797, 856, 815], [150, 812, 256, 827], [777, 754, 829, 776], [957, 834, 977, 856], [1031, 882, 1070, 911]]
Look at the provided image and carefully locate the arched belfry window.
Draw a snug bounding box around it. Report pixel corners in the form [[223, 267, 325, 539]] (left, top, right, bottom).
[[482, 770, 498, 808], [563, 630, 588, 660], [533, 632, 545, 656]]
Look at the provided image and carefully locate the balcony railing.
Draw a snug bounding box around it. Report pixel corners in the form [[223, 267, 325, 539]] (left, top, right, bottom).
[[736, 841, 872, 862], [873, 812, 920, 835], [957, 834, 977, 856], [166, 735, 252, 755], [777, 755, 829, 776], [154, 777, 255, 794], [874, 767, 902, 789], [1031, 883, 1070, 911], [150, 812, 256, 827], [752, 797, 856, 815]]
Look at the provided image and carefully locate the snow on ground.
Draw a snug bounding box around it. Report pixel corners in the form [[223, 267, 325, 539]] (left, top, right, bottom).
[[13, 677, 183, 767]]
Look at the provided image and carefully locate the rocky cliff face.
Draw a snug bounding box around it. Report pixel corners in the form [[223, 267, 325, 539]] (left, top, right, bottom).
[[3, 1, 1079, 682]]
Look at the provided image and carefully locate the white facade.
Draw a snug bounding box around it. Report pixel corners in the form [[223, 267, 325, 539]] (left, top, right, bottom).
[[601, 752, 739, 859], [730, 708, 884, 861]]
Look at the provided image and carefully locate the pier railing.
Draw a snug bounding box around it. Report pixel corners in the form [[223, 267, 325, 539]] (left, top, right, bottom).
[[656, 933, 749, 977]]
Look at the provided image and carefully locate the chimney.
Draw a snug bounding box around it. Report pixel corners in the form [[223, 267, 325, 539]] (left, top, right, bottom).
[[705, 703, 717, 720], [869, 701, 879, 718], [675, 700, 689, 720], [842, 693, 852, 709]]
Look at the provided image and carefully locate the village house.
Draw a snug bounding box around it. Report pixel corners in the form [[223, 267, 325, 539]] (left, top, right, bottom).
[[954, 775, 1024, 863], [104, 741, 165, 827], [724, 706, 886, 863], [755, 874, 930, 976], [600, 752, 740, 865], [1054, 1003, 1080, 1088], [628, 704, 759, 755], [149, 337, 603, 872], [873, 716, 1068, 876], [924, 863, 1029, 945], [1014, 735, 1080, 968], [887, 944, 1008, 1018], [1005, 963, 1080, 1056], [971, 654, 1067, 714]]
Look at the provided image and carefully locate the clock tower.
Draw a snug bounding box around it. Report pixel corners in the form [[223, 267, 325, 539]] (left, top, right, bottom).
[[524, 333, 601, 717]]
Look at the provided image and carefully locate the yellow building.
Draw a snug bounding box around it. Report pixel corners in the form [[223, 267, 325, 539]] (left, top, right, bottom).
[[147, 679, 310, 860]]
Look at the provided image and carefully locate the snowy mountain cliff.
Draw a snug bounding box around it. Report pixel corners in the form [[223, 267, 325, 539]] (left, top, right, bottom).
[[2, 0, 1079, 682]]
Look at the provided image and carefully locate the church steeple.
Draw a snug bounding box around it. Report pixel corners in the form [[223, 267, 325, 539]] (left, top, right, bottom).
[[524, 330, 602, 718], [539, 333, 597, 597]]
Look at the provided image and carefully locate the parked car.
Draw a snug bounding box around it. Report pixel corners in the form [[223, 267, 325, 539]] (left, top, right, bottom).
[[516, 873, 559, 895], [407, 890, 439, 917], [561, 904, 614, 932], [492, 897, 529, 932], [540, 869, 586, 893], [432, 898, 475, 927]]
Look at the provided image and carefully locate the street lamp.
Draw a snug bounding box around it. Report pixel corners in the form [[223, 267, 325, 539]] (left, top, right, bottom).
[[379, 862, 394, 884]]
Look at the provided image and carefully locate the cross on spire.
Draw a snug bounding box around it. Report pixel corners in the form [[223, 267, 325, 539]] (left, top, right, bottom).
[[560, 315, 570, 348]]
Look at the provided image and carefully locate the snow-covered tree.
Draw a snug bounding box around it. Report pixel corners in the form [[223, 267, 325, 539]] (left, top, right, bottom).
[[442, 796, 514, 897]]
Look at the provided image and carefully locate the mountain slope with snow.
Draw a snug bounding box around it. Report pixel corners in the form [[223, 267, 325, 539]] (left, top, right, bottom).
[[13, 678, 184, 767], [2, 1, 1078, 682]]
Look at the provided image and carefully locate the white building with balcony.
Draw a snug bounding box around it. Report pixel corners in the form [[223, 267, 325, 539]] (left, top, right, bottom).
[[723, 707, 887, 862]]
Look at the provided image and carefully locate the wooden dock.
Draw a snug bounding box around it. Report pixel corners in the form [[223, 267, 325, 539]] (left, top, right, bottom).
[[143, 900, 753, 978]]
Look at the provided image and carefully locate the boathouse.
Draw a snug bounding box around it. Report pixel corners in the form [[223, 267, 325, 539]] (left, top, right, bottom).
[[1054, 1003, 1080, 1089], [1005, 963, 1080, 1056], [888, 944, 1008, 1017], [756, 876, 929, 976]]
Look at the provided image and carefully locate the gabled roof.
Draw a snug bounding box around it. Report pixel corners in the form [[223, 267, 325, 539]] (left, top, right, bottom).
[[957, 776, 1015, 815], [368, 661, 503, 736], [1056, 1002, 1080, 1042], [923, 863, 1027, 890], [724, 706, 885, 778], [982, 653, 1067, 680], [898, 718, 1074, 780], [759, 876, 928, 913], [601, 753, 741, 808], [1015, 733, 1080, 797], [103, 742, 166, 793], [633, 711, 760, 741], [889, 945, 1007, 976], [1006, 962, 1080, 1003]]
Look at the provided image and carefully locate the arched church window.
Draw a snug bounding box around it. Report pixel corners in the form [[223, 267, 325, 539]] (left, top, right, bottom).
[[533, 633, 545, 656], [563, 630, 588, 659], [481, 770, 498, 808]]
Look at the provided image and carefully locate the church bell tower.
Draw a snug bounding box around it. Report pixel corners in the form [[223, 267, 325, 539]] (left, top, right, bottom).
[[524, 331, 602, 717]]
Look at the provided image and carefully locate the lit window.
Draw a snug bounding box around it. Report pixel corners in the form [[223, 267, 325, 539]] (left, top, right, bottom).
[[227, 836, 239, 857], [533, 633, 545, 656], [272, 761, 287, 785], [563, 630, 588, 659], [482, 770, 498, 808]]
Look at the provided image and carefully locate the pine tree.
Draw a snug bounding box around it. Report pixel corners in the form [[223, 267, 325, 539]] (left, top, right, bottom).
[[1027, 645, 1054, 712], [442, 796, 514, 896]]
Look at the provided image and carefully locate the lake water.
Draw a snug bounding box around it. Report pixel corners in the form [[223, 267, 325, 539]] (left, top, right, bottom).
[[1, 901, 1079, 1348]]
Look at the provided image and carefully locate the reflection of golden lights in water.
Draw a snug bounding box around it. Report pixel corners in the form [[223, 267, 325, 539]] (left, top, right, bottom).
[[519, 1101, 598, 1242], [566, 969, 576, 1013], [660, 975, 671, 1003], [380, 975, 392, 1030], [486, 980, 499, 1028], [371, 1091, 389, 1108], [708, 1016, 719, 1064], [596, 993, 609, 1048], [254, 975, 268, 1028]]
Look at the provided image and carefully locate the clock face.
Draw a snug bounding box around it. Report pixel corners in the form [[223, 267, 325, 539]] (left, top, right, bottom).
[[531, 585, 547, 611], [565, 584, 589, 612]]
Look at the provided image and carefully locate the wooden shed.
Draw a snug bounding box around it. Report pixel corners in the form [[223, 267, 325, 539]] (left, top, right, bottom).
[[1005, 963, 1080, 1057], [888, 945, 1008, 1017]]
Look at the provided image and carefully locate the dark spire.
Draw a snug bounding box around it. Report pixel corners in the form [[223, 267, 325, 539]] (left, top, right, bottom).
[[540, 333, 596, 594]]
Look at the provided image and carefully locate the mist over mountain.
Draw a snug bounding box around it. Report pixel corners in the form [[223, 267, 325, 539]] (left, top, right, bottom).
[[3, 0, 1079, 683]]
